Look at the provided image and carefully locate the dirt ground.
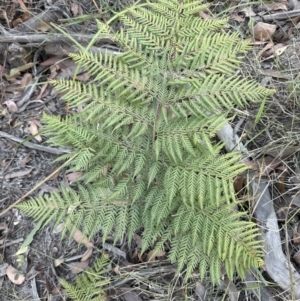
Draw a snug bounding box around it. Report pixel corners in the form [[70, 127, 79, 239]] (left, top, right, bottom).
[[1, 0, 300, 300]]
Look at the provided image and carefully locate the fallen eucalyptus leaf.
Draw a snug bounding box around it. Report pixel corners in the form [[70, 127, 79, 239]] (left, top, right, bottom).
[[6, 265, 25, 285]]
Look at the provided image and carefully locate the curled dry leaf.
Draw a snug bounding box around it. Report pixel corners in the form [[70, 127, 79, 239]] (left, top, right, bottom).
[[20, 153, 31, 168], [113, 265, 120, 274], [28, 121, 42, 142], [35, 83, 48, 100], [72, 229, 93, 248], [258, 41, 273, 57], [6, 265, 25, 285], [54, 257, 65, 267], [199, 11, 210, 19], [71, 1, 83, 17], [262, 44, 288, 59], [146, 249, 166, 262], [20, 73, 32, 90], [70, 260, 89, 274], [4, 100, 18, 112], [75, 72, 90, 82], [253, 22, 276, 42]]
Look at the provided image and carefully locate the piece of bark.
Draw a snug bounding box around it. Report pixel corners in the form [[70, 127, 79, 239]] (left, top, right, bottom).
[[250, 177, 300, 298], [216, 121, 300, 298]]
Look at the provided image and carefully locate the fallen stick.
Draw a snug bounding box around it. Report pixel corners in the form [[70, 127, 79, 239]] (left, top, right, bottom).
[[0, 131, 71, 154], [252, 9, 300, 22]]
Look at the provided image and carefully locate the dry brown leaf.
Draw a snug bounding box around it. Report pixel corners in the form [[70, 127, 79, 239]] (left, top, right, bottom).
[[40, 56, 64, 66], [70, 260, 89, 274], [4, 168, 33, 179], [234, 175, 244, 195], [264, 145, 300, 158], [54, 257, 65, 267], [72, 229, 93, 248], [6, 265, 25, 285], [21, 11, 31, 22], [76, 72, 90, 82], [49, 65, 59, 79], [35, 83, 48, 100], [146, 249, 166, 262], [260, 42, 282, 57], [12, 18, 23, 27], [294, 250, 300, 265], [81, 247, 93, 262], [257, 41, 274, 57], [263, 44, 289, 59], [199, 11, 210, 19], [4, 100, 18, 112], [16, 0, 28, 11], [20, 153, 31, 168], [53, 223, 65, 234], [231, 12, 245, 23], [113, 265, 120, 274], [257, 156, 282, 175], [28, 121, 42, 142], [6, 62, 35, 79], [29, 119, 42, 128], [253, 22, 276, 41], [240, 6, 256, 17], [20, 73, 32, 89], [71, 1, 83, 16], [65, 172, 82, 183], [264, 3, 288, 12], [37, 22, 52, 32]]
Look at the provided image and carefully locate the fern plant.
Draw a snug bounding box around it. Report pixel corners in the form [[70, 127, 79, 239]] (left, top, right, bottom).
[[61, 253, 110, 301], [17, 0, 273, 283]]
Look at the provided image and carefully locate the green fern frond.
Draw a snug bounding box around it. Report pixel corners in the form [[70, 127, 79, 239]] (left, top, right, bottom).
[[17, 0, 274, 285], [61, 253, 110, 301]]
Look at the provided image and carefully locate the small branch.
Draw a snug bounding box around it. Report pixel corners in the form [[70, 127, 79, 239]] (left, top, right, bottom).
[[252, 9, 300, 22], [0, 131, 71, 155], [0, 33, 113, 46]]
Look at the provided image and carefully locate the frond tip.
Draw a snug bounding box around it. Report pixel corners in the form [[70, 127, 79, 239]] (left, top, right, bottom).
[[17, 0, 272, 285], [60, 253, 110, 301]]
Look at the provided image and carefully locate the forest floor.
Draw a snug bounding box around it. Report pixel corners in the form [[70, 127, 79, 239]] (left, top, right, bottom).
[[1, 0, 300, 300]]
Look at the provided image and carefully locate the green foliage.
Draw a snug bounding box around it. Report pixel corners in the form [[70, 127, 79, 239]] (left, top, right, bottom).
[[17, 0, 273, 284], [60, 253, 110, 301]]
